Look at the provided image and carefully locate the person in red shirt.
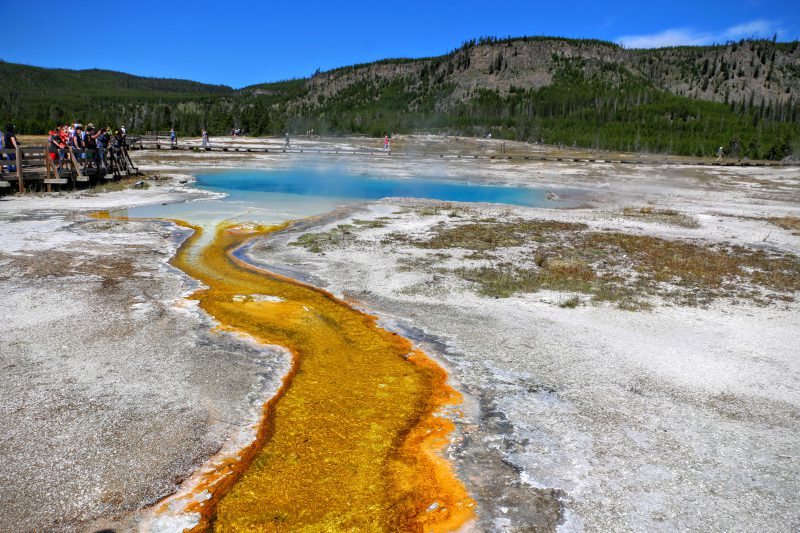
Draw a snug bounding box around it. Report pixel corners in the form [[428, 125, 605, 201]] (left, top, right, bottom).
[[48, 127, 67, 171]]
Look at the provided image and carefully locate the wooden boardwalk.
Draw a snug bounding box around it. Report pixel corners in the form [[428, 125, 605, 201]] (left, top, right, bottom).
[[129, 140, 796, 169], [0, 146, 138, 193]]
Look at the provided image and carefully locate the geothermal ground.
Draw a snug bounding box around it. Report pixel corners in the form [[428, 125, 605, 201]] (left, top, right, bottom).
[[1, 135, 798, 532]]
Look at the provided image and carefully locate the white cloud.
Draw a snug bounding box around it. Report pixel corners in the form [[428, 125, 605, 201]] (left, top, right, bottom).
[[617, 19, 778, 49], [618, 29, 712, 49], [722, 20, 774, 39]]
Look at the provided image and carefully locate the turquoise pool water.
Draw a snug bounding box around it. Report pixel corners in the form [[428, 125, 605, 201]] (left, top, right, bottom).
[[121, 168, 572, 226]]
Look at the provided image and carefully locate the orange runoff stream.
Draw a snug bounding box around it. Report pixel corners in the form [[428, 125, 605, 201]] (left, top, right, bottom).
[[167, 220, 474, 532]]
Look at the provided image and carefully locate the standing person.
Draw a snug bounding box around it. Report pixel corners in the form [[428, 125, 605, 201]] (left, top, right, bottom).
[[48, 127, 67, 171], [284, 132, 290, 150], [0, 125, 4, 174], [111, 130, 124, 168], [201, 128, 209, 147], [4, 125, 19, 172], [81, 122, 96, 170], [68, 124, 80, 147], [70, 125, 84, 162], [120, 126, 127, 147], [716, 146, 724, 162], [59, 125, 70, 168], [83, 124, 97, 170], [93, 127, 109, 171], [170, 127, 177, 147]]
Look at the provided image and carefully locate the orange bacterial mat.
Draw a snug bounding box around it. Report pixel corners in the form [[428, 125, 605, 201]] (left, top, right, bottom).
[[169, 221, 474, 532]]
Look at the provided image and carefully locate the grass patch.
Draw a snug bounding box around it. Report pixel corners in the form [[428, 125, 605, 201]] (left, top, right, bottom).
[[767, 216, 800, 235], [290, 224, 357, 253], [399, 204, 471, 217], [396, 253, 451, 272], [456, 257, 596, 298], [586, 232, 800, 295], [456, 266, 541, 298], [419, 219, 586, 251], [621, 207, 700, 228], [352, 219, 388, 228], [91, 175, 148, 193], [559, 295, 582, 308], [414, 219, 799, 308]]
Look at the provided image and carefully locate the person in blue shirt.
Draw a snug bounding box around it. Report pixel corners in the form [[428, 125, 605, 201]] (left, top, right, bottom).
[[93, 127, 110, 170]]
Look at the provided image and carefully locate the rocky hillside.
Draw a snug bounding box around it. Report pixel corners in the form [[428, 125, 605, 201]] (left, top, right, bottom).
[[249, 36, 799, 112], [633, 40, 800, 110]]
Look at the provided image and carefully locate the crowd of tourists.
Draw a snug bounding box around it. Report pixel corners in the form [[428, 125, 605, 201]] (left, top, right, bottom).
[[47, 123, 128, 171], [1, 123, 129, 175]]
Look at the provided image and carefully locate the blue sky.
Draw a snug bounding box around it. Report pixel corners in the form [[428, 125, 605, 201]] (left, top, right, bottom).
[[2, 0, 797, 87]]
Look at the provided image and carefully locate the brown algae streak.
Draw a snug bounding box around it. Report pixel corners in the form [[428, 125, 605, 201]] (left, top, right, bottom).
[[171, 221, 474, 532]]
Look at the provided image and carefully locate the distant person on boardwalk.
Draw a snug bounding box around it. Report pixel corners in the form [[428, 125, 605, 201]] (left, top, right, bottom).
[[170, 128, 177, 147], [113, 130, 124, 149], [70, 125, 84, 158], [383, 135, 389, 151], [94, 128, 109, 170], [48, 127, 67, 171], [81, 123, 97, 169], [284, 132, 290, 150], [69, 124, 83, 150], [83, 124, 97, 169], [202, 128, 209, 147], [112, 130, 125, 164], [4, 125, 19, 172], [716, 146, 724, 162]]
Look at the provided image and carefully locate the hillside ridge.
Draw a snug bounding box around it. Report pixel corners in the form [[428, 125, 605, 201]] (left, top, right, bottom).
[[2, 36, 799, 159]]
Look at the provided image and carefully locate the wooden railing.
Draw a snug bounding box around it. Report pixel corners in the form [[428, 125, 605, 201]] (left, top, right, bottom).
[[1, 145, 138, 193]]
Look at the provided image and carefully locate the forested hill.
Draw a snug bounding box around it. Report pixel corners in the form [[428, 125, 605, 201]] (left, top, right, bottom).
[[2, 36, 800, 159], [0, 61, 233, 133], [0, 62, 233, 96]]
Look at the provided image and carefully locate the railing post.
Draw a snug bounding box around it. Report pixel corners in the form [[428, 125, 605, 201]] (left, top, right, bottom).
[[45, 150, 52, 193], [69, 149, 83, 180], [15, 146, 23, 193]]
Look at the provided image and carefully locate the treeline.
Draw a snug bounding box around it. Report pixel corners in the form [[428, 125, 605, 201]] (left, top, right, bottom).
[[261, 59, 799, 159], [2, 51, 798, 159], [443, 59, 799, 159]]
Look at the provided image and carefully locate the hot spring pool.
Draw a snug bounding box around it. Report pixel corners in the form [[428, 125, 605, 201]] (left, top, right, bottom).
[[118, 167, 577, 226]]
